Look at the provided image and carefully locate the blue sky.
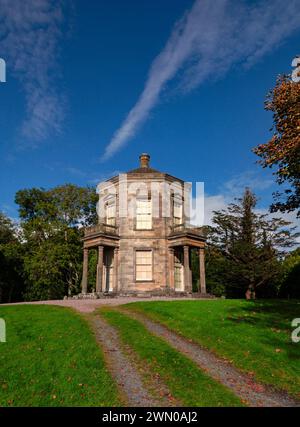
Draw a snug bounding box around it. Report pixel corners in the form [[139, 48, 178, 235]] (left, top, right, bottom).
[[0, 0, 300, 228]]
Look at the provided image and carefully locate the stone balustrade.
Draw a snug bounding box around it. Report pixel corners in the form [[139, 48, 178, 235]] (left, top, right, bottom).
[[84, 223, 119, 238]]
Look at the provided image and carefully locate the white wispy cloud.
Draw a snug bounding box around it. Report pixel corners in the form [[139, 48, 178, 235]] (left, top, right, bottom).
[[0, 0, 69, 144], [222, 171, 273, 197], [102, 0, 300, 159]]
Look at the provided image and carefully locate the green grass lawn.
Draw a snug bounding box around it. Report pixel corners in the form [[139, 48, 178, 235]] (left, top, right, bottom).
[[124, 299, 300, 399], [101, 307, 243, 407], [0, 305, 120, 407]]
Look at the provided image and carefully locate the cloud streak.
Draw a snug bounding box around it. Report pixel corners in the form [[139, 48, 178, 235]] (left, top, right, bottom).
[[0, 0, 69, 144], [102, 0, 300, 160]]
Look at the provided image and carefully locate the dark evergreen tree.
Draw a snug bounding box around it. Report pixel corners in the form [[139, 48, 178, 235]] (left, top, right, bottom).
[[279, 248, 300, 298], [209, 188, 298, 299]]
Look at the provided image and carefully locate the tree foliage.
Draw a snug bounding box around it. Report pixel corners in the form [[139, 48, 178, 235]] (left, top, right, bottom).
[[253, 75, 300, 217], [207, 188, 298, 299], [15, 184, 98, 300], [0, 212, 24, 303], [279, 248, 300, 298], [16, 184, 98, 226]]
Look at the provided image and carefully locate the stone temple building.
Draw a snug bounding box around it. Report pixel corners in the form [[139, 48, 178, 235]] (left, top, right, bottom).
[[81, 154, 206, 296]]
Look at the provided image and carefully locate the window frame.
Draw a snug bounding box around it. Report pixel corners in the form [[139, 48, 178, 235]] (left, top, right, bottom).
[[134, 248, 154, 282], [135, 197, 152, 230], [172, 194, 183, 226], [104, 197, 116, 226]]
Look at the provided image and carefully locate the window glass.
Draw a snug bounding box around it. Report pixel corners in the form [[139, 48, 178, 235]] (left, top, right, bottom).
[[136, 250, 152, 281], [173, 197, 182, 225], [136, 199, 152, 229], [105, 200, 115, 226]]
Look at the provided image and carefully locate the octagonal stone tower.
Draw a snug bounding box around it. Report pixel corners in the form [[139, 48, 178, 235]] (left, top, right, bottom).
[[81, 154, 206, 297]]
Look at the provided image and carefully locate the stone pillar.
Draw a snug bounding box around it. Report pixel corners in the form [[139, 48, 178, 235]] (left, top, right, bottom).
[[169, 248, 175, 290], [113, 247, 119, 293], [199, 247, 206, 294], [183, 245, 191, 292], [81, 248, 89, 294], [96, 245, 104, 293]]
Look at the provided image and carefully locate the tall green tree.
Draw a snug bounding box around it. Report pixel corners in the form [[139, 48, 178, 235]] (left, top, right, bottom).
[[0, 212, 24, 303], [209, 188, 298, 299], [15, 184, 98, 300], [16, 184, 98, 227]]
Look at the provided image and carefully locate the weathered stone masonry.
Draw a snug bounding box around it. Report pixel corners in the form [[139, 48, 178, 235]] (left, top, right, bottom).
[[81, 154, 206, 297]]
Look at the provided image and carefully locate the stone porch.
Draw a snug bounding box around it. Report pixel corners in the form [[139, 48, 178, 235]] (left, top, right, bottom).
[[80, 222, 207, 298]]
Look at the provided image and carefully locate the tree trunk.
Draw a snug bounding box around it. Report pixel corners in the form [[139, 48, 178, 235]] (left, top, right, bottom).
[[245, 284, 256, 300], [8, 284, 15, 303]]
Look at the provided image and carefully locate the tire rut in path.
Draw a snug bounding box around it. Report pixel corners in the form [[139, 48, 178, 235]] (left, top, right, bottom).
[[121, 309, 299, 407], [92, 315, 176, 407]]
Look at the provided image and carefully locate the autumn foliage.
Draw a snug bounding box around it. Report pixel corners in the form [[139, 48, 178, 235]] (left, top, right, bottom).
[[253, 75, 300, 217]]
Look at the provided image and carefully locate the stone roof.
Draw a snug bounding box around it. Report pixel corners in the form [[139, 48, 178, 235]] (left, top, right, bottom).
[[104, 153, 184, 184], [127, 166, 161, 174]]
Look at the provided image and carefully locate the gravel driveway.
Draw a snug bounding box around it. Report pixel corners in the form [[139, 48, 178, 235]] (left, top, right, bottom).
[[2, 296, 195, 313], [122, 309, 300, 407]]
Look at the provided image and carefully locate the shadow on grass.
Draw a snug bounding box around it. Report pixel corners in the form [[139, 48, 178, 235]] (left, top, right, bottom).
[[225, 300, 300, 361]]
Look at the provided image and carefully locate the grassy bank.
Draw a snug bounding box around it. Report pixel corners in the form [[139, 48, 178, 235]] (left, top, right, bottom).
[[124, 299, 300, 399], [101, 307, 243, 406], [0, 305, 120, 406]]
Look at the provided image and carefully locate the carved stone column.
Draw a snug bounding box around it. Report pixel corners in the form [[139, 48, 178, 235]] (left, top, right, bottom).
[[199, 247, 206, 294], [183, 245, 191, 292], [96, 246, 104, 293], [169, 248, 175, 290], [113, 247, 119, 293], [82, 248, 89, 294]]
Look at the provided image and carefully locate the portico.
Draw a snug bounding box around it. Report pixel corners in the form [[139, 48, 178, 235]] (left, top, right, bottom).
[[168, 224, 206, 294], [81, 223, 119, 295]]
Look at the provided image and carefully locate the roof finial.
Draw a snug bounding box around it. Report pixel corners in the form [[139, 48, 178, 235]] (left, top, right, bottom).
[[139, 153, 150, 168]]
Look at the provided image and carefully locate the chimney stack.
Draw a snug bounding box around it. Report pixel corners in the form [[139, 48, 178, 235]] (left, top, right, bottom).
[[139, 153, 150, 168]]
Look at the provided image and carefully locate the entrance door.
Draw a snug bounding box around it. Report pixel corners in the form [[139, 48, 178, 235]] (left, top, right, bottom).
[[174, 249, 184, 292], [104, 249, 114, 292]]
